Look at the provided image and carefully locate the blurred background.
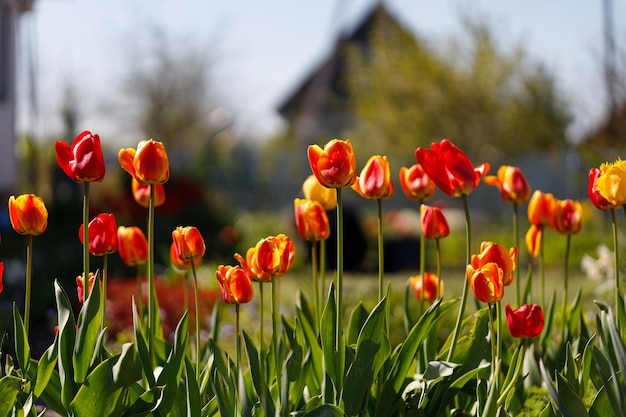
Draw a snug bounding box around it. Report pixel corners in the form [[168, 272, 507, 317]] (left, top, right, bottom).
[[0, 0, 625, 349]]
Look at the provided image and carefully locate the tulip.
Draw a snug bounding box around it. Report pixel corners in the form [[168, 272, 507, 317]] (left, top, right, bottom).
[[9, 194, 48, 236], [588, 167, 620, 210], [470, 241, 517, 286], [235, 247, 271, 283], [170, 242, 201, 271], [525, 224, 542, 258], [484, 165, 531, 205], [215, 265, 254, 304], [172, 226, 206, 262], [552, 199, 582, 235], [117, 226, 148, 266], [505, 303, 544, 338], [398, 164, 435, 202], [302, 175, 337, 210], [119, 139, 170, 184], [527, 190, 556, 227], [253, 234, 296, 278], [420, 204, 450, 240], [79, 213, 118, 256], [466, 262, 504, 303], [409, 273, 443, 302], [132, 177, 166, 208], [414, 139, 490, 197], [307, 139, 357, 188], [55, 130, 106, 183], [76, 272, 96, 304], [595, 159, 626, 206], [294, 199, 330, 241], [352, 155, 395, 200]]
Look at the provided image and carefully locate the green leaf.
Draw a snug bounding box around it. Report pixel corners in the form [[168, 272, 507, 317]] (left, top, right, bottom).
[[302, 404, 344, 417], [70, 343, 142, 417], [74, 272, 103, 383], [343, 298, 390, 416], [132, 298, 155, 388], [243, 330, 275, 417], [34, 334, 58, 397], [320, 283, 340, 393], [589, 386, 613, 417], [54, 280, 78, 411], [155, 312, 189, 414], [540, 292, 557, 356], [12, 303, 30, 374], [539, 358, 589, 417], [347, 302, 368, 346], [0, 375, 23, 417]]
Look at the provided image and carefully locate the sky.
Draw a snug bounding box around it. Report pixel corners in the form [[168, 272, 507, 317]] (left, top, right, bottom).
[[17, 0, 626, 145]]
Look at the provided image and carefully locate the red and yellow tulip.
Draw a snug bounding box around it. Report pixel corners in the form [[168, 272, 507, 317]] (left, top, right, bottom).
[[398, 164, 435, 202], [352, 155, 395, 200], [307, 139, 357, 188], [119, 139, 170, 184], [294, 199, 330, 242], [9, 194, 48, 236]]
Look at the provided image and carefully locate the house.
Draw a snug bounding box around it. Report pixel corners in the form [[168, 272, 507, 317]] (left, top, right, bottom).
[[0, 0, 33, 197]]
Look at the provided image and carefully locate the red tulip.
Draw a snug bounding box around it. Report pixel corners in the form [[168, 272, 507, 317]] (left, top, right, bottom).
[[552, 199, 582, 235], [506, 303, 544, 338], [398, 164, 435, 202], [352, 155, 395, 200], [415, 139, 490, 197], [294, 199, 330, 241], [132, 177, 166, 208], [588, 168, 619, 211], [55, 130, 106, 183], [409, 272, 443, 301], [8, 194, 48, 236], [117, 226, 148, 266], [79, 213, 118, 256], [172, 226, 206, 262], [215, 265, 254, 304], [119, 139, 170, 184], [484, 165, 531, 205], [307, 139, 357, 188], [76, 272, 96, 304], [420, 204, 450, 240]]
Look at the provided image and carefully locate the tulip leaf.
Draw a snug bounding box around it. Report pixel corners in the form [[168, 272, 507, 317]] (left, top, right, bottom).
[[70, 343, 142, 417], [296, 303, 323, 396], [539, 358, 588, 417], [320, 283, 338, 390], [0, 375, 23, 416], [12, 303, 30, 374], [589, 386, 613, 417], [54, 280, 78, 411], [344, 298, 389, 416], [34, 334, 58, 397], [74, 273, 103, 383], [243, 330, 275, 417], [131, 298, 156, 388], [301, 404, 343, 417], [347, 302, 368, 346], [155, 312, 189, 414]]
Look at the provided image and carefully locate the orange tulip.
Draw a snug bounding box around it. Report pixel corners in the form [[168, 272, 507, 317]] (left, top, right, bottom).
[[119, 139, 170, 184], [55, 130, 106, 183], [409, 272, 443, 301], [79, 213, 118, 256], [415, 139, 490, 197], [527, 190, 556, 227], [132, 177, 166, 208], [420, 204, 450, 240], [525, 224, 542, 258], [352, 155, 395, 200], [302, 175, 337, 210], [484, 165, 531, 205], [235, 247, 271, 282], [307, 139, 357, 188], [215, 265, 254, 304], [467, 262, 504, 303], [8, 194, 48, 236], [76, 272, 96, 304], [253, 234, 296, 278], [469, 241, 517, 286], [552, 199, 582, 235], [398, 164, 435, 202], [172, 226, 206, 262], [294, 199, 330, 241], [117, 226, 148, 266]]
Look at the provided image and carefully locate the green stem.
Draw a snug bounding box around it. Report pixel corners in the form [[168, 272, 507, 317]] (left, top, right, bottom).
[[235, 303, 241, 417], [496, 300, 502, 391], [191, 261, 200, 376], [101, 254, 108, 332], [487, 303, 498, 392], [562, 234, 571, 334], [436, 238, 441, 299], [83, 182, 90, 298], [377, 198, 384, 301], [271, 274, 281, 411], [447, 193, 472, 361], [336, 188, 344, 350], [513, 203, 521, 306], [320, 239, 327, 304], [311, 242, 320, 332], [259, 282, 264, 352], [148, 183, 156, 361], [612, 208, 620, 329], [540, 228, 545, 309], [24, 234, 33, 334]]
